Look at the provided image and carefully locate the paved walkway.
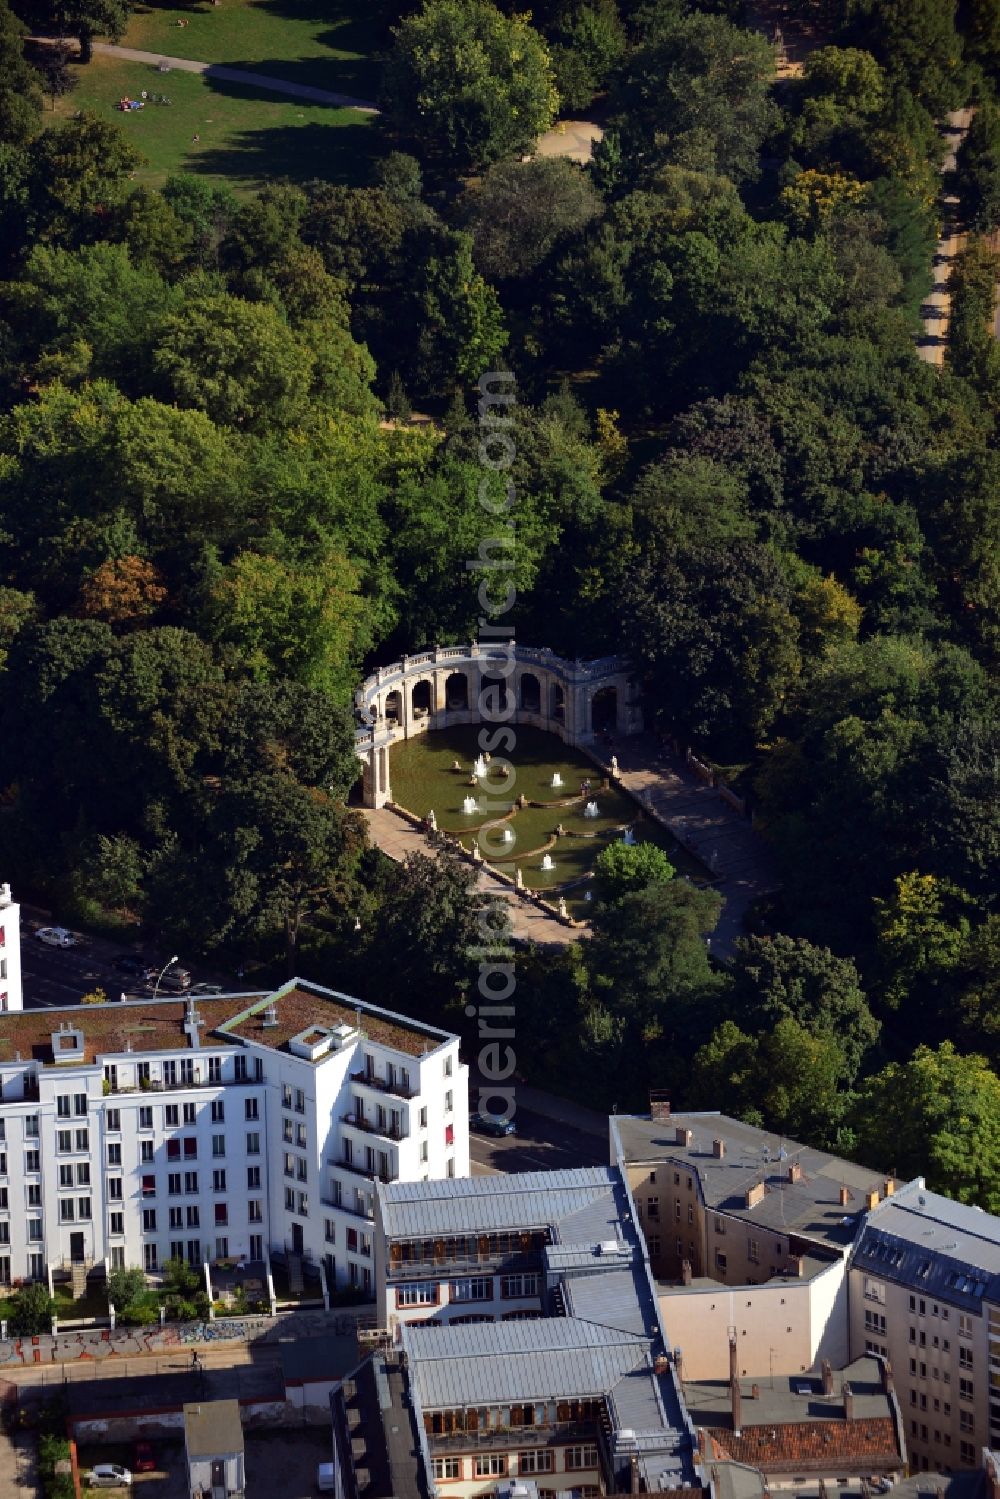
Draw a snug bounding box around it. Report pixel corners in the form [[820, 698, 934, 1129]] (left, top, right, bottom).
[[71, 40, 380, 111], [364, 808, 584, 946], [0, 1426, 39, 1498], [610, 734, 778, 957], [535, 119, 603, 164], [918, 107, 973, 365]]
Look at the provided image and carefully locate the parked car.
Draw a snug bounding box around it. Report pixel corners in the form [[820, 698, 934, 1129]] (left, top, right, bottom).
[[133, 1441, 156, 1473], [471, 1111, 516, 1138], [87, 1463, 132, 1487], [155, 964, 192, 993], [112, 955, 156, 982], [35, 926, 76, 948], [189, 982, 223, 996]]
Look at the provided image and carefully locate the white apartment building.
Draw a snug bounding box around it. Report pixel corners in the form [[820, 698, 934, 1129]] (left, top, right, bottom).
[[0, 883, 23, 1014], [0, 964, 468, 1296]]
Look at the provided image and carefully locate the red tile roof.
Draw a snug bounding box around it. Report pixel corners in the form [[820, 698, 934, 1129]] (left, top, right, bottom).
[[705, 1419, 900, 1472]]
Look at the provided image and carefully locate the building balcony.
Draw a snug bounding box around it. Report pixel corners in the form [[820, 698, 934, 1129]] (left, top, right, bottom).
[[428, 1421, 596, 1452], [389, 1250, 539, 1279], [335, 1159, 395, 1185], [350, 1070, 416, 1102], [342, 1113, 407, 1143], [321, 1197, 374, 1221], [108, 1074, 259, 1095]]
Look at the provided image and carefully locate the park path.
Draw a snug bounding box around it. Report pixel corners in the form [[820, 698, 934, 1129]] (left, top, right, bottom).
[[87, 41, 379, 111], [610, 734, 779, 958], [363, 808, 585, 947], [918, 107, 974, 365]]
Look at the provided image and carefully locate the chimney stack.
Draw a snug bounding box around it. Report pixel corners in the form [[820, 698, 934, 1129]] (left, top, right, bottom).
[[843, 1383, 854, 1421], [631, 1456, 640, 1495], [751, 1384, 760, 1400], [681, 1259, 693, 1286], [788, 1162, 802, 1184], [839, 1186, 850, 1207], [730, 1370, 742, 1436], [676, 1126, 693, 1147], [654, 1355, 669, 1376], [745, 1182, 765, 1209], [884, 1179, 895, 1197], [865, 1189, 880, 1211], [881, 1359, 894, 1395], [713, 1138, 725, 1159], [821, 1360, 833, 1397], [729, 1335, 739, 1384], [650, 1091, 671, 1122], [674, 1347, 684, 1384]]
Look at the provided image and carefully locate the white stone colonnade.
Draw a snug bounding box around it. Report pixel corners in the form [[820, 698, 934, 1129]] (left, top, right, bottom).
[[354, 644, 643, 809]]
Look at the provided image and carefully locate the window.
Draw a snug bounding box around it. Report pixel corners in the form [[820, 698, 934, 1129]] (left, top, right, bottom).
[[474, 1457, 505, 1478], [715, 1251, 727, 1272], [81, 1196, 94, 1222], [215, 1236, 229, 1259], [285, 1187, 295, 1211], [106, 1109, 120, 1132], [284, 1153, 295, 1178], [960, 1410, 975, 1433], [59, 1199, 75, 1222], [170, 1208, 183, 1229], [519, 1453, 554, 1475], [294, 1088, 305, 1114], [748, 1238, 760, 1264], [57, 1131, 71, 1154], [26, 1184, 41, 1206], [140, 1141, 154, 1163], [865, 1277, 886, 1304], [960, 1347, 974, 1370], [75, 1128, 88, 1151], [213, 1169, 226, 1192], [109, 1248, 124, 1270], [433, 1459, 461, 1481], [297, 1192, 308, 1216], [211, 1100, 224, 1122], [444, 1090, 453, 1114], [143, 1209, 157, 1231], [24, 1115, 38, 1138], [444, 1055, 453, 1077], [27, 1218, 42, 1241], [647, 1197, 659, 1220], [297, 1158, 308, 1182], [283, 1119, 293, 1144], [248, 1200, 263, 1223], [245, 1099, 259, 1121], [144, 1244, 158, 1272], [453, 1277, 491, 1302], [565, 1448, 598, 1471], [183, 1102, 196, 1124], [57, 1095, 70, 1118], [25, 1150, 39, 1173], [960, 1379, 974, 1402], [325, 1220, 336, 1244], [165, 1105, 179, 1127], [397, 1282, 438, 1306], [59, 1164, 73, 1187], [168, 1173, 181, 1195], [296, 1124, 307, 1148], [419, 1106, 428, 1128], [74, 1093, 87, 1116], [215, 1204, 228, 1226], [184, 1171, 198, 1194], [143, 1175, 157, 1198], [167, 1139, 181, 1161], [246, 1132, 260, 1155], [247, 1166, 260, 1190], [959, 1313, 974, 1339], [961, 1442, 977, 1466], [186, 1206, 200, 1228], [420, 1141, 428, 1163], [183, 1138, 197, 1159], [501, 1273, 540, 1299], [109, 1212, 124, 1236], [234, 1055, 247, 1082], [139, 1106, 153, 1130], [865, 1310, 887, 1335], [212, 1135, 225, 1158]]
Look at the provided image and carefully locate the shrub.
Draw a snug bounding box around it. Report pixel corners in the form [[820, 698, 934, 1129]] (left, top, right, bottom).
[[9, 1281, 56, 1334]]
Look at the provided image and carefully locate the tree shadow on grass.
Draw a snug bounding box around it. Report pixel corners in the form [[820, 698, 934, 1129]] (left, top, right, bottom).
[[203, 49, 380, 99], [188, 117, 382, 186]]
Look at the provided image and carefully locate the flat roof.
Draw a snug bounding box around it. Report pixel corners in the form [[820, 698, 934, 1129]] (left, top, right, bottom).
[[184, 1399, 244, 1458], [220, 980, 453, 1061], [0, 979, 458, 1069], [615, 1113, 889, 1249], [684, 1357, 891, 1430], [340, 1353, 429, 1499], [379, 1166, 624, 1240]]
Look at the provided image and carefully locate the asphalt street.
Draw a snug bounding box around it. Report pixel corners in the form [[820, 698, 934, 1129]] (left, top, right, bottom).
[[467, 1106, 605, 1176], [18, 908, 229, 1010]]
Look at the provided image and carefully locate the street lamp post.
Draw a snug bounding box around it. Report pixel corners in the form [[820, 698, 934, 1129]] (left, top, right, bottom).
[[152, 955, 179, 1001]]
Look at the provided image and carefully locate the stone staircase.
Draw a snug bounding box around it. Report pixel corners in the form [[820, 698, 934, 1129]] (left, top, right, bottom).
[[286, 1253, 304, 1296], [69, 1261, 89, 1299]]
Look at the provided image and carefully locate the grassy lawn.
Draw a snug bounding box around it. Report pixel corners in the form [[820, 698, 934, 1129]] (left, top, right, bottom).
[[53, 1281, 110, 1321], [56, 53, 378, 191], [390, 726, 711, 912], [125, 0, 381, 99]]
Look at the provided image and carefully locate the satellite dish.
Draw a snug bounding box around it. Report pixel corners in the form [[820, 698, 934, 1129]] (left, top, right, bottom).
[[918, 1195, 926, 1206]]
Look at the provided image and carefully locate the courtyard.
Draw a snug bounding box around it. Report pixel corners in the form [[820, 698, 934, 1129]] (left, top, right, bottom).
[[77, 1428, 331, 1497], [389, 725, 709, 907]]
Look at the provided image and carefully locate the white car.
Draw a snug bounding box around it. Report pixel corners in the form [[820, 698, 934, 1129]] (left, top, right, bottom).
[[87, 1463, 132, 1487], [35, 926, 77, 948]]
